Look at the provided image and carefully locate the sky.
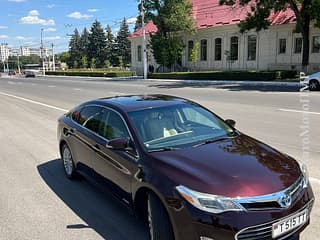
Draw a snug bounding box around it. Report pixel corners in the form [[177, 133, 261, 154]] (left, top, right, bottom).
[[0, 0, 139, 53]]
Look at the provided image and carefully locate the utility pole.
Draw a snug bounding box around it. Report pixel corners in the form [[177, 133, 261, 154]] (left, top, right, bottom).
[[17, 55, 21, 74], [141, 0, 147, 79], [51, 43, 55, 71], [41, 28, 45, 76]]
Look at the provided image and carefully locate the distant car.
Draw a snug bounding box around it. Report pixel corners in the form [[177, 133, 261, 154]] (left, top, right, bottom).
[[8, 71, 16, 76], [58, 95, 314, 240], [25, 71, 35, 78], [301, 72, 320, 91]]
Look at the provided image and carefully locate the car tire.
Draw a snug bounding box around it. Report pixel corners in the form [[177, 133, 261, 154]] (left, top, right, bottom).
[[309, 79, 320, 91], [147, 192, 174, 240], [61, 144, 77, 179]]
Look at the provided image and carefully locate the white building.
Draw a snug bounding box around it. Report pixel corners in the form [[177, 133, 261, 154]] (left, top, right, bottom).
[[20, 46, 30, 56], [130, 0, 320, 74], [9, 48, 20, 57], [0, 43, 9, 62]]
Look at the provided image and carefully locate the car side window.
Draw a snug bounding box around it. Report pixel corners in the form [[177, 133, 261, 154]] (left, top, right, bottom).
[[78, 106, 102, 126], [84, 109, 105, 133], [99, 110, 130, 140]]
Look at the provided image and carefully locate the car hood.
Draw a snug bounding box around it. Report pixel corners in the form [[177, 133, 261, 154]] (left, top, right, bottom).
[[307, 72, 320, 79], [150, 134, 301, 198]]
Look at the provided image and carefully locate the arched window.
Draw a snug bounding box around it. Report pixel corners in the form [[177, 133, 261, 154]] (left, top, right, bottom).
[[200, 39, 207, 61], [230, 36, 238, 61], [215, 38, 222, 61], [137, 45, 142, 62], [188, 40, 194, 61], [247, 35, 257, 61]]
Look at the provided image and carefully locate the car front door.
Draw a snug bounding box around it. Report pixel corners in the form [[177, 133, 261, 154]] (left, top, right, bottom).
[[91, 107, 139, 207]]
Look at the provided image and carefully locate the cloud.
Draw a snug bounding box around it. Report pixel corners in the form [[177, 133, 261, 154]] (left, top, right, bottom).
[[8, 0, 26, 2], [47, 4, 55, 8], [43, 36, 63, 41], [0, 26, 8, 29], [15, 36, 27, 40], [127, 17, 137, 25], [67, 12, 92, 20], [20, 10, 55, 26], [87, 9, 98, 12], [43, 28, 56, 32], [28, 10, 39, 16], [0, 35, 9, 39]]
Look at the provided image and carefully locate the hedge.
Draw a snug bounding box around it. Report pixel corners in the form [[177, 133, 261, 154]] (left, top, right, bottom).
[[46, 70, 136, 78], [148, 70, 297, 81]]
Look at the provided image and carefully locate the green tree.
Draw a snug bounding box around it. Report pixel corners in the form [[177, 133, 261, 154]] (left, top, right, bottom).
[[19, 55, 41, 68], [81, 56, 88, 68], [190, 42, 199, 70], [8, 56, 18, 70], [90, 57, 97, 69], [88, 20, 107, 68], [73, 60, 78, 69], [143, 0, 195, 69], [115, 18, 131, 67], [57, 52, 70, 65], [219, 0, 320, 71], [104, 59, 110, 68], [80, 27, 90, 57], [68, 28, 81, 68], [118, 56, 124, 69], [105, 25, 116, 66]]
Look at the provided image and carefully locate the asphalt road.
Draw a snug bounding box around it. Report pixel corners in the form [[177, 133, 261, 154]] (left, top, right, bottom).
[[0, 75, 319, 240]]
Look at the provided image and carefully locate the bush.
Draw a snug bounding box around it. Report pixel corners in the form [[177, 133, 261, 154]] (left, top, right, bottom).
[[46, 70, 136, 78], [148, 70, 297, 81]]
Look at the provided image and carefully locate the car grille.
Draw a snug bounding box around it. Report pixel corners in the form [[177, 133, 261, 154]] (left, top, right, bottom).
[[235, 200, 314, 240], [236, 175, 306, 211]]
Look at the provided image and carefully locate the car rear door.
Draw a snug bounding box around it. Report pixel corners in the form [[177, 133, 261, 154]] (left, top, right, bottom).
[[67, 105, 104, 175]]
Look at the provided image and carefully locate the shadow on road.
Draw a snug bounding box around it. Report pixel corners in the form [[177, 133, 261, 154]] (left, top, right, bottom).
[[147, 81, 301, 92], [37, 159, 149, 240]]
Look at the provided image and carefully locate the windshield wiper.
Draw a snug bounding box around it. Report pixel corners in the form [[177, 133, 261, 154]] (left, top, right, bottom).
[[193, 136, 234, 148], [148, 147, 179, 153]]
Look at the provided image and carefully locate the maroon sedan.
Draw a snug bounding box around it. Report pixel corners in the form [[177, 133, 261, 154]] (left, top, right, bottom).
[[57, 95, 314, 240]]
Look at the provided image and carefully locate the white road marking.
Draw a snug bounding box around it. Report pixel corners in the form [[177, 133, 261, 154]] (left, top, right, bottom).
[[278, 108, 320, 115], [31, 83, 37, 86], [0, 91, 68, 112], [47, 85, 56, 88], [310, 177, 320, 184], [72, 88, 81, 91]]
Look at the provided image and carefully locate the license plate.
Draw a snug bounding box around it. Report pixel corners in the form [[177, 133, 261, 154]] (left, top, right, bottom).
[[272, 209, 308, 238]]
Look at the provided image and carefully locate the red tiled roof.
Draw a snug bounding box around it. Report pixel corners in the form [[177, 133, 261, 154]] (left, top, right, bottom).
[[130, 0, 296, 38], [129, 21, 158, 38]]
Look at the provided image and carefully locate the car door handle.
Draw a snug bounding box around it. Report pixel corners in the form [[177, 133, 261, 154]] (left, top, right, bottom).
[[70, 128, 76, 134], [93, 144, 100, 152]]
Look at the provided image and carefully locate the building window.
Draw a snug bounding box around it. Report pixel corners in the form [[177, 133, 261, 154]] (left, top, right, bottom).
[[137, 45, 142, 62], [200, 39, 207, 61], [215, 38, 222, 61], [230, 36, 238, 61], [294, 38, 302, 54], [312, 36, 320, 53], [188, 40, 194, 61], [247, 35, 257, 61], [279, 39, 286, 54]]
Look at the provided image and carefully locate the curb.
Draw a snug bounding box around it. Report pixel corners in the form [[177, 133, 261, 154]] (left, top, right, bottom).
[[41, 75, 303, 87]]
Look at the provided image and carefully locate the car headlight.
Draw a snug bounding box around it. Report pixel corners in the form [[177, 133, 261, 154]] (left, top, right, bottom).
[[176, 185, 245, 214], [300, 163, 309, 188]]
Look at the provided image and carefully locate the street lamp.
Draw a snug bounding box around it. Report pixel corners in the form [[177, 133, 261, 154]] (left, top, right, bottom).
[[141, 0, 147, 79], [41, 28, 45, 76]]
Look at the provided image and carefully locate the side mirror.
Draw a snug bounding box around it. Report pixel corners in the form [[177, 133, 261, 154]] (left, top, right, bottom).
[[225, 119, 236, 128], [107, 138, 129, 150]]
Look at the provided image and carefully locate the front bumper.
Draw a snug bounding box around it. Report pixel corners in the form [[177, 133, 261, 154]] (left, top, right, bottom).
[[167, 184, 314, 240]]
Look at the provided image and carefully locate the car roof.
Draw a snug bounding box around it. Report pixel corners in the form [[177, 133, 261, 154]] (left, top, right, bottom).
[[88, 95, 191, 112]]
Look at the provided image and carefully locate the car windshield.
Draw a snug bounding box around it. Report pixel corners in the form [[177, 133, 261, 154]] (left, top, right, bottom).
[[128, 103, 237, 152]]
